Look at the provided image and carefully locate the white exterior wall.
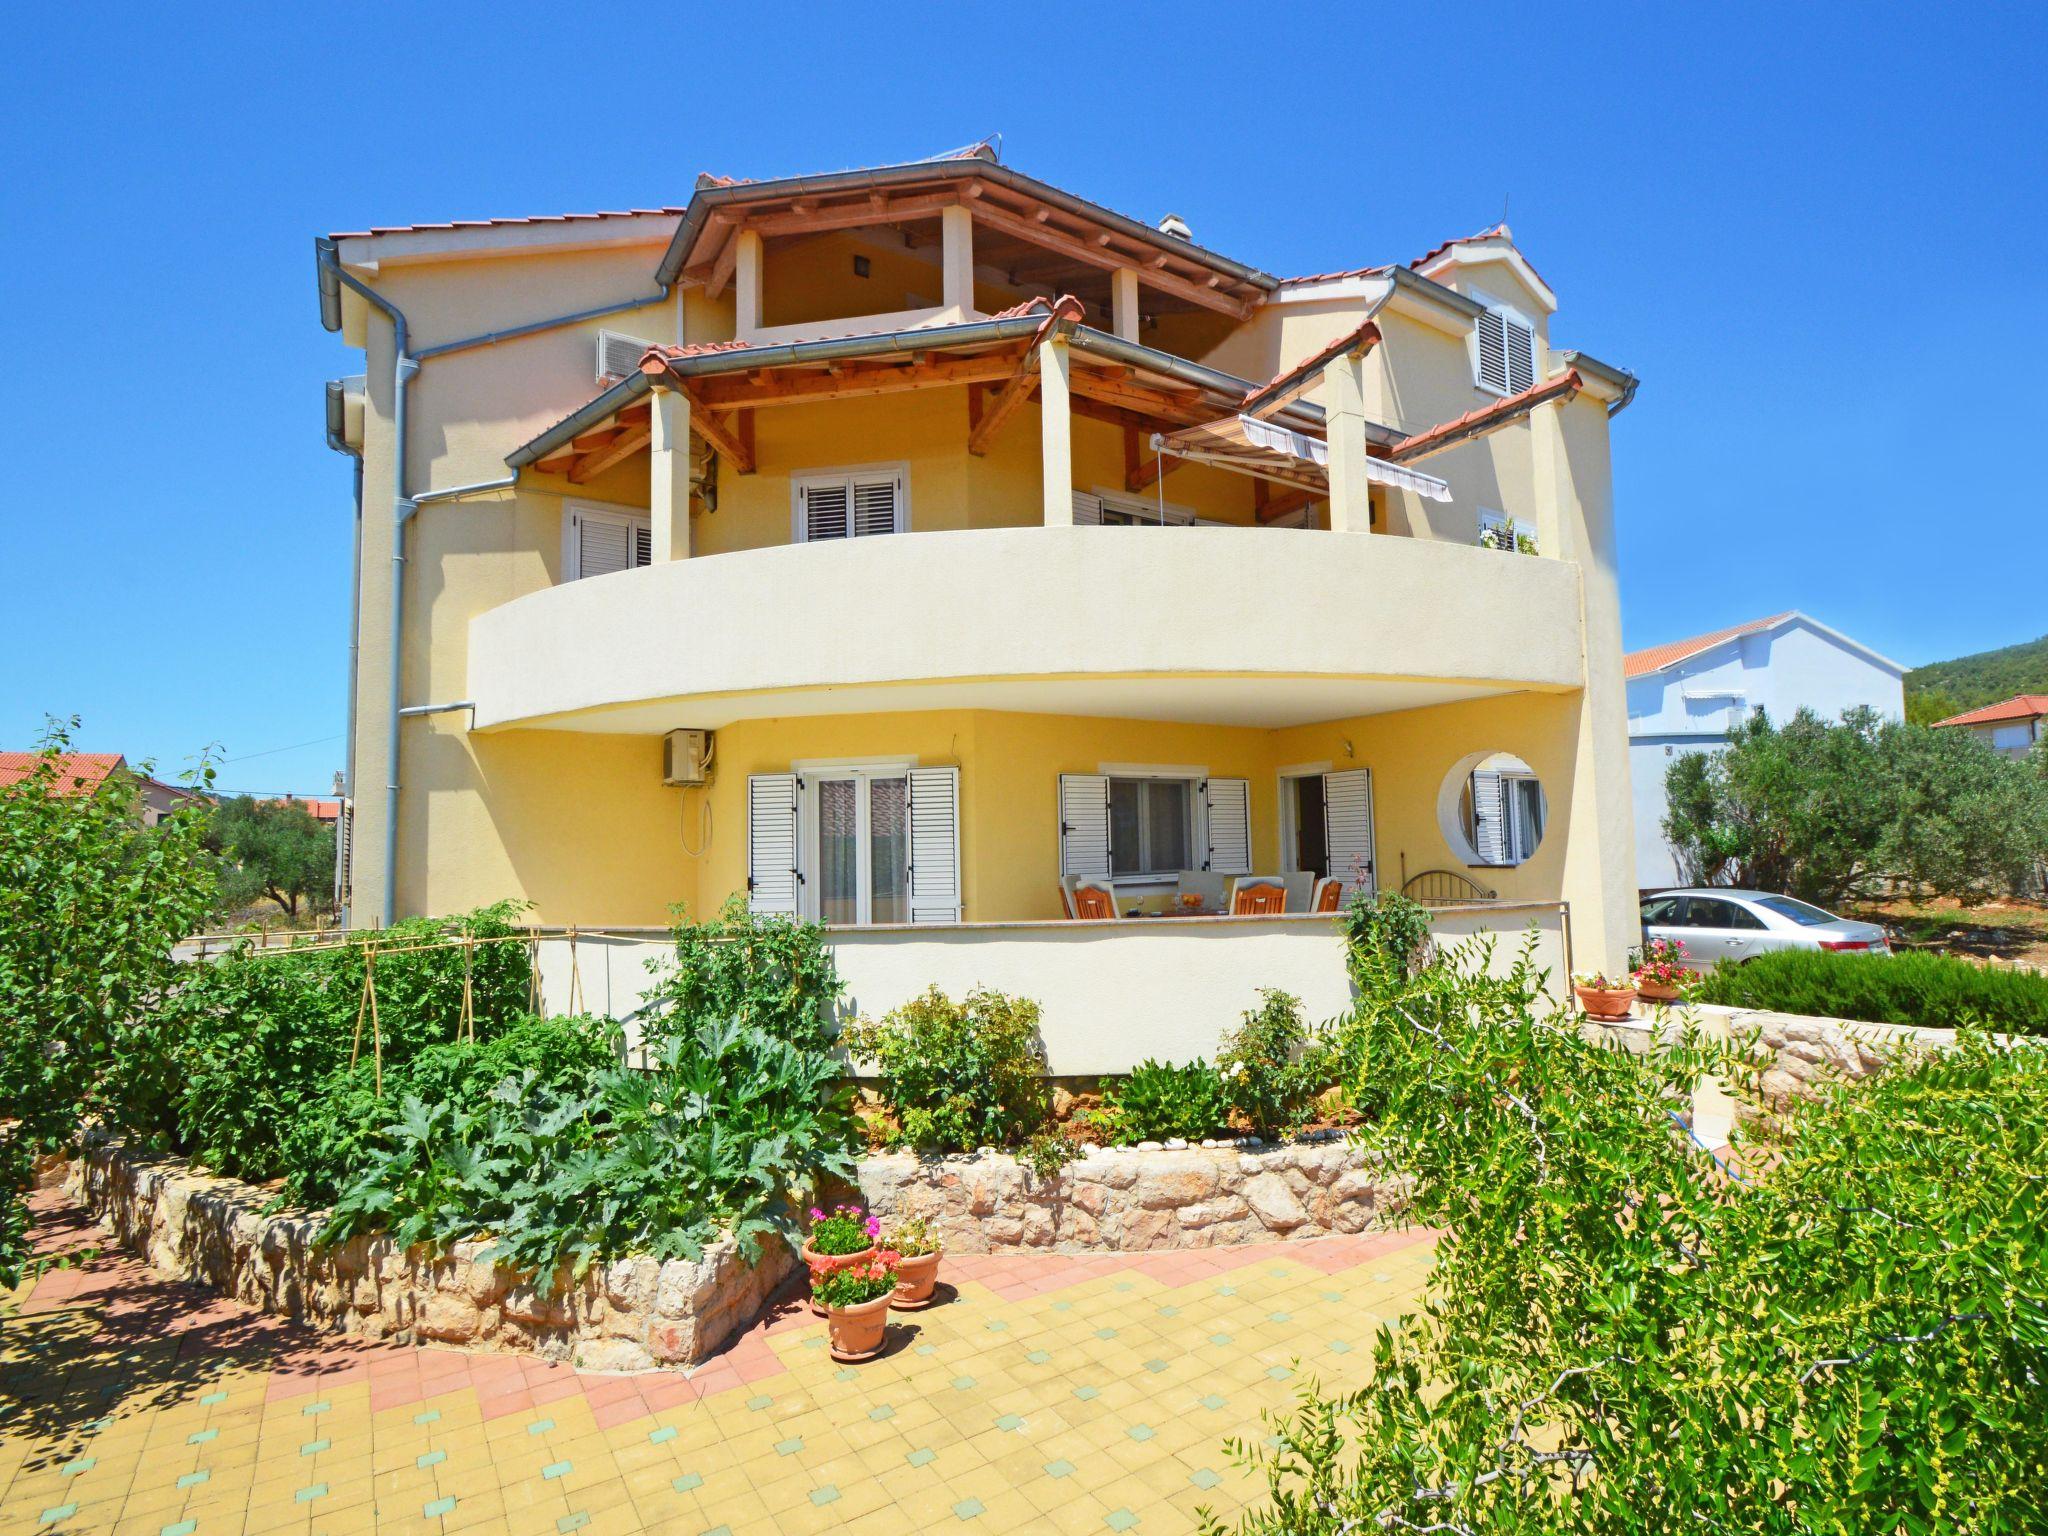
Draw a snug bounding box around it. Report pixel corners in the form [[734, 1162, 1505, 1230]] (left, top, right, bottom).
[[1628, 617, 1906, 890], [530, 905, 1569, 1076]]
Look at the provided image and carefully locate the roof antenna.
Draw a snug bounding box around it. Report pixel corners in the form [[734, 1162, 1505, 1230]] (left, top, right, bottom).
[[1500, 193, 1510, 231]]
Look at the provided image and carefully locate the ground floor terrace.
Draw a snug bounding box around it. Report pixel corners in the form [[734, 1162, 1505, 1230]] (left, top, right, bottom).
[[3, 1189, 1433, 1536]]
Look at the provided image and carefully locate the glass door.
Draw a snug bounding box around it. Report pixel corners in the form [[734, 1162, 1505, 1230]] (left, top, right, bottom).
[[809, 769, 909, 925]]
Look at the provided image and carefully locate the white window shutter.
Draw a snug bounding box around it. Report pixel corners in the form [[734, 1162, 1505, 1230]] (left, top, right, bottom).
[[631, 523, 652, 567], [1470, 771, 1507, 864], [1058, 773, 1112, 879], [801, 482, 850, 542], [1325, 769, 1376, 894], [1474, 309, 1508, 393], [746, 773, 801, 916], [907, 766, 961, 923], [576, 513, 631, 577], [853, 476, 903, 536], [1203, 778, 1251, 876], [1504, 318, 1535, 393], [1071, 491, 1102, 526]]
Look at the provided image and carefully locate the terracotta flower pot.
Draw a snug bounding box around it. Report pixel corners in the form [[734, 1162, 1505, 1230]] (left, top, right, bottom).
[[802, 1241, 876, 1316], [1573, 983, 1637, 1021], [1634, 977, 1682, 1003], [890, 1251, 942, 1310], [825, 1292, 893, 1363]]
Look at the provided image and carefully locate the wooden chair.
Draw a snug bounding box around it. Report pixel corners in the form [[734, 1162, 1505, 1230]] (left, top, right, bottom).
[[1228, 877, 1289, 916], [1311, 876, 1345, 914], [1072, 881, 1120, 920], [1057, 877, 1077, 919]]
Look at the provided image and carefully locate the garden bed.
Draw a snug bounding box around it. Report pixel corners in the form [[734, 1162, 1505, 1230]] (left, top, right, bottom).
[[67, 1137, 792, 1371], [856, 1134, 1407, 1253]]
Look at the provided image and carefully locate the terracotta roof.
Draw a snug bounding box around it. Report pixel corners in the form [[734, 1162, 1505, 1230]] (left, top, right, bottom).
[[0, 751, 127, 796], [1624, 613, 1799, 680], [1386, 371, 1581, 463], [260, 795, 344, 823], [637, 296, 1069, 371], [329, 207, 687, 241], [1273, 265, 1394, 288], [1410, 222, 1553, 294], [1931, 694, 2048, 729]]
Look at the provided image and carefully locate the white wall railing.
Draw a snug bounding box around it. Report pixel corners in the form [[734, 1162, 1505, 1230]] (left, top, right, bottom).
[[532, 902, 1569, 1076]]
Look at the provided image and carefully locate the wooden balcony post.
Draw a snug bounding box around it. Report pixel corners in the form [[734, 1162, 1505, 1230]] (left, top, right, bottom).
[[1323, 352, 1372, 534], [650, 387, 691, 561], [1039, 335, 1074, 525]]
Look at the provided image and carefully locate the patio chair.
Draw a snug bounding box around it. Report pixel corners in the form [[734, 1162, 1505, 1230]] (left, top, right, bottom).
[[1228, 877, 1289, 916], [1071, 881, 1120, 920], [1057, 876, 1077, 918], [1311, 876, 1345, 913]]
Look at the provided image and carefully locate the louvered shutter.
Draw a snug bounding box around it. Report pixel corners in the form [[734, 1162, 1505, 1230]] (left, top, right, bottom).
[[907, 766, 962, 924], [746, 773, 801, 916], [1324, 769, 1376, 894], [1471, 771, 1507, 864], [852, 476, 903, 536], [1203, 778, 1251, 876], [576, 512, 633, 577], [800, 481, 850, 542], [1503, 318, 1535, 393], [631, 523, 652, 567], [1071, 491, 1102, 526], [1474, 310, 1509, 393], [1058, 773, 1112, 879]]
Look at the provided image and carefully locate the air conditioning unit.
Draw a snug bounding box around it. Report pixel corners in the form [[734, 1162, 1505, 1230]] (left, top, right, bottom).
[[663, 729, 713, 786], [596, 329, 658, 384]]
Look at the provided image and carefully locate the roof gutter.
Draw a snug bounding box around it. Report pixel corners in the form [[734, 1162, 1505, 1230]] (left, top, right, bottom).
[[1558, 350, 1641, 416], [654, 159, 1277, 293]]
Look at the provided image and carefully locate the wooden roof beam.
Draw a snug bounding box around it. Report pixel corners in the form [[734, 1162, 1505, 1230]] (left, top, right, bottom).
[[568, 425, 650, 484], [681, 349, 1027, 411], [969, 202, 1254, 319], [676, 385, 755, 474]]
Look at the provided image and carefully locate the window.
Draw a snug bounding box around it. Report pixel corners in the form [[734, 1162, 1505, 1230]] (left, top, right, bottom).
[[1108, 777, 1193, 878], [1477, 508, 1536, 555], [1472, 302, 1536, 395], [746, 763, 960, 926], [794, 466, 907, 542], [1756, 895, 1838, 927], [566, 503, 651, 580], [813, 770, 910, 926], [1640, 896, 1682, 926], [1071, 490, 1200, 526], [1688, 897, 1765, 931]]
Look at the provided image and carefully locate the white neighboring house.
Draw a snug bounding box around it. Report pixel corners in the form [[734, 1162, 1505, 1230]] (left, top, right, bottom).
[[1625, 611, 1906, 891]]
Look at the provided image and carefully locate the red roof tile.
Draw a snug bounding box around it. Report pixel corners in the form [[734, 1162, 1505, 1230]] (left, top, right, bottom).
[[1624, 614, 1799, 680], [0, 751, 127, 796], [1273, 265, 1394, 288], [1386, 371, 1582, 463], [260, 795, 344, 823], [1931, 694, 2048, 729], [637, 296, 1070, 372], [1409, 222, 1552, 294]]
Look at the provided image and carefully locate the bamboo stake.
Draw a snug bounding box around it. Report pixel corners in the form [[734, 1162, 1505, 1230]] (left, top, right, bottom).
[[369, 957, 383, 1098], [350, 946, 375, 1070], [567, 926, 584, 1016], [461, 931, 476, 1043]]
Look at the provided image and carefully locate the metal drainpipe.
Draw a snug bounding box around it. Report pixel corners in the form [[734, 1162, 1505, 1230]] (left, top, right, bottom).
[[323, 380, 363, 923], [316, 237, 413, 928]]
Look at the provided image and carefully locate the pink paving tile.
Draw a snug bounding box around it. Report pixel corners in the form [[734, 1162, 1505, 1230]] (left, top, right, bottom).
[[477, 1388, 534, 1421]]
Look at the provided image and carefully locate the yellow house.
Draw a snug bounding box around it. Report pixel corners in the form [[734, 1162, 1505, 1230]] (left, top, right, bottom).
[[317, 143, 1641, 1039]]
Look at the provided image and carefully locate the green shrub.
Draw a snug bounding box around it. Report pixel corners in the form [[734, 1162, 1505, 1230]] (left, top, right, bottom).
[[1693, 947, 2048, 1034], [161, 903, 531, 1181], [1206, 940, 2048, 1534], [842, 986, 1049, 1152], [276, 1014, 621, 1209], [643, 898, 840, 1053], [1341, 889, 1433, 998], [322, 1013, 857, 1273], [1217, 989, 1330, 1140], [1100, 1058, 1230, 1144]]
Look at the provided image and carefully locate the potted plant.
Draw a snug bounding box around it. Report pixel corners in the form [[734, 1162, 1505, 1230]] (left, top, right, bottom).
[[1630, 938, 1690, 1003], [802, 1203, 879, 1316], [881, 1215, 944, 1310], [815, 1252, 900, 1363], [1572, 970, 1637, 1021]]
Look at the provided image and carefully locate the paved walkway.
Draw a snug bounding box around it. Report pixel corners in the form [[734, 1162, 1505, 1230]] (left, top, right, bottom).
[[2, 1190, 1434, 1536]]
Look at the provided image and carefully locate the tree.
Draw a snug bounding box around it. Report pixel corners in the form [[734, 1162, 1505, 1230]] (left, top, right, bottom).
[[1208, 920, 2048, 1535], [0, 719, 217, 1286], [207, 795, 336, 921], [1662, 707, 2048, 904]]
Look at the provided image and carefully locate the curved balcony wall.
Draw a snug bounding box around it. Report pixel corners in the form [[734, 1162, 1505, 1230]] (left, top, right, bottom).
[[467, 526, 1586, 732]]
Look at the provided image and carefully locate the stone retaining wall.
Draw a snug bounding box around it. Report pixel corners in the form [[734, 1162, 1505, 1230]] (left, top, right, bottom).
[[67, 1140, 791, 1372], [856, 1136, 1405, 1253]]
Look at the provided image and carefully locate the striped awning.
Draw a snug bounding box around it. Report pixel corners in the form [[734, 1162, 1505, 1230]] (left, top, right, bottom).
[[1154, 416, 1453, 502]]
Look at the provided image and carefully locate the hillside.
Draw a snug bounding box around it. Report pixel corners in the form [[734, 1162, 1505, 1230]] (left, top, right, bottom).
[[1905, 633, 2048, 724]]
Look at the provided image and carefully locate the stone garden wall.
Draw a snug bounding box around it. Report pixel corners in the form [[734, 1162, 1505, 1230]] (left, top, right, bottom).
[[67, 1139, 792, 1372], [856, 1135, 1407, 1253]]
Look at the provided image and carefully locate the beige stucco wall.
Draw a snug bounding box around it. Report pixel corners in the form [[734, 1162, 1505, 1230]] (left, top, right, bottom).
[[330, 212, 1637, 969]]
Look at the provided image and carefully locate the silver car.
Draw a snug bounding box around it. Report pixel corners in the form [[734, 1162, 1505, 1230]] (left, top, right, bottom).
[[1638, 889, 1892, 969]]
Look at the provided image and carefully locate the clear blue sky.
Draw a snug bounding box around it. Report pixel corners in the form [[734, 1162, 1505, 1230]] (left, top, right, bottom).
[[4, 3, 2042, 792]]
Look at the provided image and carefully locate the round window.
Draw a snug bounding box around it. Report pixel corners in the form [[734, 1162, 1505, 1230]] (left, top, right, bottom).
[[1438, 751, 1548, 868]]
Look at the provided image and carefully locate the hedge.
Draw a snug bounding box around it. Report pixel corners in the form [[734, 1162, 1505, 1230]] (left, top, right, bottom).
[[1693, 947, 2048, 1034]]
